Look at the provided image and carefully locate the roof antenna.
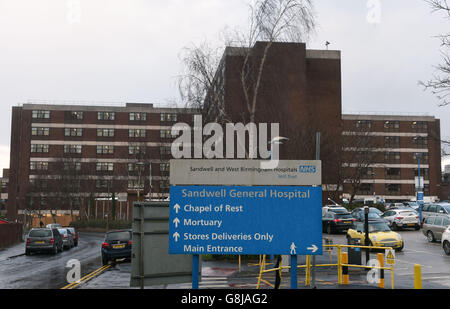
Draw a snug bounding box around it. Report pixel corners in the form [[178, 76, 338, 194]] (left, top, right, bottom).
[[325, 41, 330, 50]]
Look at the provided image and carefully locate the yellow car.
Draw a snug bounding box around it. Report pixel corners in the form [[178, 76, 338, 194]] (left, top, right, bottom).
[[346, 220, 404, 252]]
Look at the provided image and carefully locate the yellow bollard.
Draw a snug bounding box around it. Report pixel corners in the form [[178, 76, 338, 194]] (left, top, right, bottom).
[[342, 252, 349, 285], [414, 264, 422, 289], [377, 253, 385, 289]]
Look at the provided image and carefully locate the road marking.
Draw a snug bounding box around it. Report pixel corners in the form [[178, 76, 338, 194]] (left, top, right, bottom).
[[61, 264, 111, 289]]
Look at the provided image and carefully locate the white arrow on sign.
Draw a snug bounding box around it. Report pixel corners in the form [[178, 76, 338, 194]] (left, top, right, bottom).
[[173, 232, 180, 242], [173, 217, 180, 228], [173, 203, 181, 214], [307, 244, 318, 253]]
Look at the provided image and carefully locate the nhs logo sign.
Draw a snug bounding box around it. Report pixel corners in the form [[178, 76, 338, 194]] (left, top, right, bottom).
[[299, 165, 317, 173]]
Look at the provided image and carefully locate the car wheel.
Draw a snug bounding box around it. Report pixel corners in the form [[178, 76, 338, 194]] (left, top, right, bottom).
[[395, 242, 404, 252], [25, 249, 30, 256], [102, 255, 109, 266], [52, 246, 58, 255], [414, 225, 420, 231], [443, 241, 450, 256], [427, 231, 436, 243], [392, 223, 399, 231]]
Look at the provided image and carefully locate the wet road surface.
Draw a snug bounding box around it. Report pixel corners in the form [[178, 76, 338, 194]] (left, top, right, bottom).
[[0, 232, 104, 289]]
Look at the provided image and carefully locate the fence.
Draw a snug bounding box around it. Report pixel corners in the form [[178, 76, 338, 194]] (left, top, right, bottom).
[[256, 244, 395, 289], [0, 223, 23, 249]]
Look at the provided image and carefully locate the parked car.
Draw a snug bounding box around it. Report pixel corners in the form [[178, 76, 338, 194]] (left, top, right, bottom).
[[25, 228, 63, 255], [101, 229, 132, 266], [381, 209, 420, 230], [421, 216, 450, 243], [385, 202, 407, 210], [421, 203, 450, 223], [346, 219, 404, 251], [351, 207, 384, 222], [46, 223, 62, 229], [322, 204, 348, 215], [442, 226, 450, 255], [66, 227, 78, 247], [322, 210, 356, 234], [58, 228, 74, 250]]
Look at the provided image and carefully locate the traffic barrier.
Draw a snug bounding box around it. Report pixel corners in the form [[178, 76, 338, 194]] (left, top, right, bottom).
[[414, 264, 422, 289], [377, 253, 385, 289], [342, 252, 349, 285]]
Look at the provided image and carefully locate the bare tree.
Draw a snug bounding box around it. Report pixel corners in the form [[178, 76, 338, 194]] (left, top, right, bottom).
[[420, 0, 450, 106], [179, 0, 316, 124]]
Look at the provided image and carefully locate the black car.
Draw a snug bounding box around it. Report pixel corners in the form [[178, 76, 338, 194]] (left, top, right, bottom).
[[351, 207, 384, 222], [101, 229, 132, 265], [322, 211, 356, 234], [25, 228, 64, 255]]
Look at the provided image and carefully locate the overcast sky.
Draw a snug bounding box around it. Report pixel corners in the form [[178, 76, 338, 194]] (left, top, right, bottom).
[[0, 0, 449, 175]]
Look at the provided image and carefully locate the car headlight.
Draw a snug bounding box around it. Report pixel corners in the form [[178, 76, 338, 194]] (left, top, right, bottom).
[[397, 233, 402, 241]]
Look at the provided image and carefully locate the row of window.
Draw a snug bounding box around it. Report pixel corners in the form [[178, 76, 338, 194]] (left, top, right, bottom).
[[29, 179, 170, 190], [357, 183, 430, 195], [30, 161, 170, 173], [383, 136, 428, 148], [359, 167, 429, 179], [32, 110, 179, 122], [31, 144, 172, 155], [355, 120, 429, 132], [32, 127, 178, 139], [353, 151, 429, 164]]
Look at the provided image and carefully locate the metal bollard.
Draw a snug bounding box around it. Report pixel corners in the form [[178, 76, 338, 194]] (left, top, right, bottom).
[[342, 252, 349, 285], [377, 253, 385, 288], [414, 264, 422, 289]]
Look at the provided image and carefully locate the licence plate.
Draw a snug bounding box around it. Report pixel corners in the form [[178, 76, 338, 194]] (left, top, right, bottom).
[[408, 223, 415, 226], [35, 241, 45, 244], [113, 244, 125, 249], [343, 221, 352, 224]]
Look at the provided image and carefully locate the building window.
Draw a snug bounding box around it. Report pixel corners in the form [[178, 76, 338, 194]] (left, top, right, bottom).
[[160, 146, 171, 156], [128, 179, 144, 190], [357, 183, 373, 195], [64, 162, 81, 171], [31, 127, 50, 136], [384, 136, 400, 148], [129, 145, 146, 155], [64, 144, 82, 154], [129, 129, 146, 138], [96, 162, 114, 172], [413, 152, 429, 164], [384, 120, 400, 132], [97, 112, 115, 121], [128, 163, 145, 173], [356, 120, 371, 130], [30, 161, 48, 171], [384, 152, 401, 163], [159, 179, 170, 190], [413, 137, 428, 148], [96, 179, 112, 190], [160, 129, 178, 139], [160, 163, 170, 172], [385, 184, 401, 195], [64, 128, 83, 137], [385, 168, 401, 180], [97, 128, 114, 137], [414, 168, 429, 180], [31, 144, 49, 153], [129, 112, 146, 121], [160, 113, 178, 122], [412, 121, 428, 132], [66, 111, 83, 120], [96, 145, 114, 154], [30, 179, 48, 190], [32, 110, 50, 119]]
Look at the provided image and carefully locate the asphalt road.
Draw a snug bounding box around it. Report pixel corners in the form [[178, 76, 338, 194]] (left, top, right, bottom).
[[0, 232, 104, 289]]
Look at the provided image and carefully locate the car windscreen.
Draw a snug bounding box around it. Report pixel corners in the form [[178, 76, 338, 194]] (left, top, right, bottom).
[[29, 230, 52, 237], [441, 205, 450, 213], [367, 213, 381, 219], [58, 229, 68, 235], [369, 222, 391, 232], [330, 209, 348, 214], [106, 231, 131, 241]]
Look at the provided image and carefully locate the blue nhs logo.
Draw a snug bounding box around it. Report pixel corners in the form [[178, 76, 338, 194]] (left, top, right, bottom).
[[299, 165, 317, 173]]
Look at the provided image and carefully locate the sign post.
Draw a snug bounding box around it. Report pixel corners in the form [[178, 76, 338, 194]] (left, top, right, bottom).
[[169, 159, 323, 289]]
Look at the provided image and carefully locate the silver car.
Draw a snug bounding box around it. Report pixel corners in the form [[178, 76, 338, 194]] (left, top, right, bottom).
[[421, 203, 450, 222], [26, 228, 64, 255], [58, 228, 74, 250], [381, 209, 420, 230], [422, 216, 450, 242]]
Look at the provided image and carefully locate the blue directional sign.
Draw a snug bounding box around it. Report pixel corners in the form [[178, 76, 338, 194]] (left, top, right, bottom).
[[169, 185, 323, 255]]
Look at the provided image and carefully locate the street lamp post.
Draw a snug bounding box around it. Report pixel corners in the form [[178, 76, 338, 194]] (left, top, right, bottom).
[[417, 153, 423, 223]]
